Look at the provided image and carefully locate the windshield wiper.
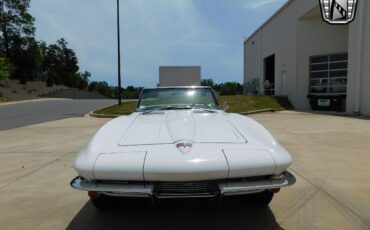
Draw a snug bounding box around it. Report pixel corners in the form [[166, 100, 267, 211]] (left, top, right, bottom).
[[142, 105, 191, 114], [190, 104, 217, 113], [142, 105, 217, 115], [192, 108, 217, 113]]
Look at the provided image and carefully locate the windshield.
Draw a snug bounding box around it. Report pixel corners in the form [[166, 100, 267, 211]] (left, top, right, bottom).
[[137, 88, 219, 112]]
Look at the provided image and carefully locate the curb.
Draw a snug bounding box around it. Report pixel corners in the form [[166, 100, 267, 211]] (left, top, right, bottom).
[[89, 104, 126, 118], [88, 100, 138, 118], [241, 108, 292, 115], [86, 104, 118, 118], [0, 98, 70, 106], [89, 112, 121, 118]]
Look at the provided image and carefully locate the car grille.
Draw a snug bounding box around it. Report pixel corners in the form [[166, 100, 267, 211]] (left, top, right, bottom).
[[153, 181, 220, 198]]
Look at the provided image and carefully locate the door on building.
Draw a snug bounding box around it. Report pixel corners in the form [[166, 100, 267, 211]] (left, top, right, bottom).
[[264, 55, 275, 95], [281, 71, 288, 96], [308, 53, 348, 112]]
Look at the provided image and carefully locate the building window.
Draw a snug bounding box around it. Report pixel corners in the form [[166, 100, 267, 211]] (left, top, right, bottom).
[[309, 53, 348, 95]]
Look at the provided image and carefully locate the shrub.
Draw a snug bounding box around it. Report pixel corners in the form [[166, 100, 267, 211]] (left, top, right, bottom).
[[0, 58, 10, 81]]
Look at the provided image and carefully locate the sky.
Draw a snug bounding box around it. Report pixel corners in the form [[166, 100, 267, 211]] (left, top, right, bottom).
[[30, 0, 287, 87]]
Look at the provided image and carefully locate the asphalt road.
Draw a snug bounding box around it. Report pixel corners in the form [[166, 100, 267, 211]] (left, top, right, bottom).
[[0, 99, 115, 131]]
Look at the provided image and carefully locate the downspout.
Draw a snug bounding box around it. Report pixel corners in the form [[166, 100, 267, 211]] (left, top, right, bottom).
[[243, 38, 248, 95], [259, 29, 263, 95], [243, 40, 246, 95], [354, 0, 366, 114]]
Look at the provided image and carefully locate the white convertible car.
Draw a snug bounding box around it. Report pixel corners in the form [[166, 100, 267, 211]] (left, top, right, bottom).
[[71, 86, 295, 209]]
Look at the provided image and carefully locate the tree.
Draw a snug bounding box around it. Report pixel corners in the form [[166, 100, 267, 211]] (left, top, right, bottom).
[[0, 57, 10, 80], [78, 71, 91, 89], [218, 82, 243, 95], [88, 81, 98, 92], [201, 79, 215, 88], [56, 39, 79, 87], [122, 86, 142, 99], [95, 81, 111, 97], [88, 81, 114, 98], [0, 0, 35, 58], [0, 2, 92, 88], [201, 78, 243, 95], [41, 38, 80, 87], [12, 37, 43, 84], [46, 69, 56, 87], [42, 43, 61, 85]]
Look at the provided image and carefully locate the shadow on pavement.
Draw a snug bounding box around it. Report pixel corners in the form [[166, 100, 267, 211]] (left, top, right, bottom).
[[67, 197, 283, 230]]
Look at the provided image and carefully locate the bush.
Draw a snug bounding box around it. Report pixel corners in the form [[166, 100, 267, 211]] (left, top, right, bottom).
[[0, 58, 10, 81], [46, 70, 57, 87], [46, 75, 54, 87]]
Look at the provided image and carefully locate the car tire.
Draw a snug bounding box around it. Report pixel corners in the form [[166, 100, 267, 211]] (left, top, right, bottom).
[[247, 190, 274, 206], [90, 194, 116, 210]]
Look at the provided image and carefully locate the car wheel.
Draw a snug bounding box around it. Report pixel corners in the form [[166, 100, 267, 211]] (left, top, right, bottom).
[[90, 194, 116, 210], [247, 190, 274, 207]]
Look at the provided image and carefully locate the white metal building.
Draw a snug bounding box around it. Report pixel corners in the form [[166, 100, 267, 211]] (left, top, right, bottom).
[[244, 0, 370, 115], [159, 66, 201, 87]]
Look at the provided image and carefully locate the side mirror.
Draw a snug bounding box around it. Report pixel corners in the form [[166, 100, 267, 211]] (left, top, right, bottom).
[[222, 102, 229, 111]]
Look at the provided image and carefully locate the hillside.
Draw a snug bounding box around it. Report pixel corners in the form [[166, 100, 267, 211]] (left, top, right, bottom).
[[0, 80, 107, 100], [45, 88, 108, 99], [0, 80, 68, 100]]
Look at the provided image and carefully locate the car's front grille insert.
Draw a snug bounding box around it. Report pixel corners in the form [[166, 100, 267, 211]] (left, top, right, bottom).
[[153, 181, 220, 198]]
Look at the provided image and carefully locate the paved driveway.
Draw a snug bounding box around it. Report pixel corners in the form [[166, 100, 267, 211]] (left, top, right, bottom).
[[0, 111, 369, 229], [0, 99, 115, 131]]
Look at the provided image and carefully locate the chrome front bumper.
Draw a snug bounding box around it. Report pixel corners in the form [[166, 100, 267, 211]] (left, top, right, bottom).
[[70, 171, 296, 198]]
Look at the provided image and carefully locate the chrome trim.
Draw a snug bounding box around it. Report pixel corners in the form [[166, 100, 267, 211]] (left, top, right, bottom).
[[70, 171, 296, 198], [153, 180, 219, 198], [70, 177, 153, 198], [154, 193, 218, 199], [219, 171, 296, 196]]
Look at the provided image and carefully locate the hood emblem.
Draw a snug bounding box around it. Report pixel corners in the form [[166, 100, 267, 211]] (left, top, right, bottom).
[[176, 141, 193, 154]]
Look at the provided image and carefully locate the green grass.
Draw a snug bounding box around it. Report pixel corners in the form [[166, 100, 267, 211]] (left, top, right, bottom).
[[94, 100, 138, 115], [218, 95, 288, 113], [93, 95, 292, 116]]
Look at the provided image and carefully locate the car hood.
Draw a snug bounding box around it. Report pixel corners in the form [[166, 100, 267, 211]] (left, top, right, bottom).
[[118, 110, 247, 146]]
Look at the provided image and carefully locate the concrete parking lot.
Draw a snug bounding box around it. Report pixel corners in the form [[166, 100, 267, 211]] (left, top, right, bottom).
[[0, 111, 369, 229]]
